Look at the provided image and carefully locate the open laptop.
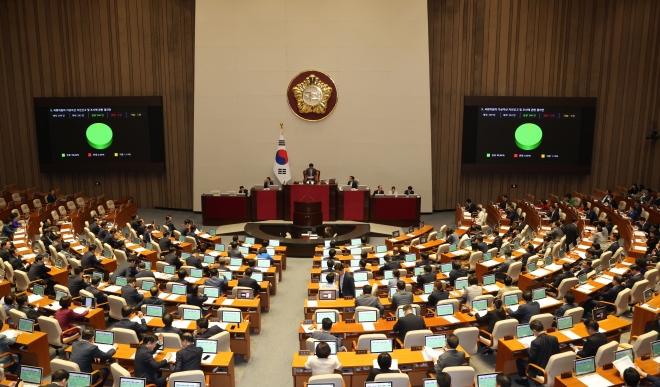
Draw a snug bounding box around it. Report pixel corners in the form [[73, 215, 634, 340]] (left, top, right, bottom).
[[472, 299, 488, 316], [257, 259, 271, 268], [55, 290, 68, 301], [80, 295, 97, 309], [642, 288, 657, 309], [577, 274, 588, 287], [315, 311, 337, 325], [214, 244, 225, 252], [414, 267, 424, 276], [516, 324, 535, 347], [190, 269, 203, 279], [388, 287, 397, 297], [221, 310, 242, 324], [119, 377, 146, 387], [229, 258, 243, 269], [238, 246, 249, 255], [527, 262, 537, 273], [141, 279, 156, 291], [532, 288, 546, 301], [476, 373, 499, 387], [171, 283, 187, 296], [252, 272, 264, 282], [402, 254, 416, 267], [425, 334, 446, 349], [244, 237, 255, 246], [375, 245, 387, 257], [32, 283, 45, 296], [172, 382, 202, 387], [422, 380, 439, 387], [68, 372, 92, 387], [314, 340, 337, 355], [370, 338, 393, 353], [163, 265, 176, 275], [365, 383, 392, 387], [145, 305, 164, 318], [350, 247, 362, 257], [17, 318, 34, 333], [397, 307, 417, 318], [423, 283, 434, 294], [455, 279, 468, 291], [182, 308, 201, 321], [354, 272, 368, 282], [383, 270, 394, 280], [440, 263, 452, 274], [575, 357, 596, 377], [592, 306, 607, 321], [350, 259, 361, 268], [115, 276, 128, 286], [483, 252, 493, 261], [556, 316, 573, 331], [482, 274, 496, 286], [319, 289, 337, 300], [357, 310, 378, 323], [94, 330, 115, 352], [203, 287, 220, 299], [615, 348, 634, 362], [436, 303, 454, 316], [195, 339, 218, 361], [652, 340, 660, 362], [20, 366, 43, 386]]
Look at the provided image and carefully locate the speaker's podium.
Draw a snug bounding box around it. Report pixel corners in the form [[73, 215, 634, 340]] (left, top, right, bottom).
[[292, 201, 322, 227], [283, 184, 337, 221]]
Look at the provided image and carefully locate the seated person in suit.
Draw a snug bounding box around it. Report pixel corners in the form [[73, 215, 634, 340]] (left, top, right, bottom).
[[185, 251, 205, 270], [553, 291, 578, 319], [320, 272, 335, 288], [507, 290, 540, 324], [393, 304, 427, 343], [142, 224, 155, 244], [97, 221, 109, 241], [404, 186, 414, 195], [227, 242, 243, 258], [551, 263, 575, 290], [416, 251, 434, 268], [474, 235, 489, 254], [448, 260, 468, 287], [583, 275, 624, 316], [110, 256, 138, 283], [391, 280, 413, 309], [67, 267, 87, 297], [89, 217, 100, 235], [304, 163, 318, 184], [321, 258, 335, 273], [379, 254, 400, 272], [137, 286, 165, 309], [574, 259, 594, 278], [134, 333, 171, 387], [515, 319, 560, 386], [389, 186, 397, 195], [130, 214, 140, 231], [366, 353, 399, 381], [574, 319, 607, 358], [519, 245, 535, 268], [372, 185, 385, 196], [434, 334, 466, 372], [195, 317, 224, 339], [474, 299, 507, 348], [16, 293, 40, 326], [625, 264, 644, 288], [81, 244, 103, 270], [121, 276, 143, 307], [103, 228, 120, 248], [263, 177, 273, 188], [445, 227, 460, 247], [172, 268, 189, 286], [428, 280, 450, 307], [205, 268, 228, 293], [305, 341, 341, 376], [70, 327, 117, 386], [495, 276, 519, 300], [114, 305, 148, 340], [186, 284, 208, 308], [85, 277, 109, 310], [606, 233, 621, 255], [417, 264, 436, 285], [496, 251, 514, 281], [27, 254, 51, 283], [237, 185, 248, 194], [186, 225, 200, 245], [46, 189, 57, 203], [155, 313, 182, 335], [7, 248, 27, 272], [164, 247, 183, 269], [237, 268, 261, 294], [354, 259, 370, 272], [55, 296, 89, 338], [391, 246, 406, 261], [355, 285, 384, 315], [311, 317, 346, 352], [256, 247, 273, 261], [465, 198, 477, 213], [174, 332, 203, 372], [158, 231, 174, 254], [460, 275, 483, 306], [505, 203, 519, 223], [135, 262, 155, 279], [347, 176, 358, 190], [499, 194, 510, 210]]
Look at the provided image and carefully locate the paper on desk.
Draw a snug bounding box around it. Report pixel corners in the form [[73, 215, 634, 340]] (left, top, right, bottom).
[[484, 285, 500, 293], [578, 245, 591, 250], [95, 343, 115, 353], [222, 299, 235, 306], [529, 269, 550, 277], [508, 305, 519, 312], [134, 247, 146, 253], [172, 320, 191, 329], [577, 373, 613, 387], [202, 354, 216, 364], [575, 287, 592, 294], [184, 277, 201, 283], [518, 336, 535, 347], [545, 264, 562, 271], [209, 322, 228, 330], [104, 285, 121, 293], [477, 310, 487, 317], [537, 298, 559, 307], [419, 294, 430, 302], [610, 268, 628, 275], [621, 262, 632, 266], [443, 316, 460, 324], [158, 292, 170, 299], [362, 323, 376, 331], [595, 277, 613, 285], [599, 328, 606, 333], [635, 246, 647, 251], [450, 291, 460, 297], [564, 258, 577, 263], [228, 266, 241, 271], [302, 325, 316, 333], [579, 284, 595, 290], [1, 330, 17, 339], [402, 262, 415, 268], [561, 330, 582, 340], [634, 231, 646, 236], [27, 294, 42, 303], [459, 226, 469, 230], [533, 238, 544, 243], [635, 238, 646, 243], [612, 355, 635, 373], [389, 238, 398, 242], [125, 243, 136, 247], [454, 249, 469, 256], [131, 316, 153, 323], [72, 246, 84, 251], [354, 281, 370, 288], [207, 251, 220, 257], [130, 350, 161, 360], [167, 294, 180, 301], [423, 347, 445, 361], [203, 298, 217, 305], [23, 253, 36, 259], [380, 280, 390, 286], [516, 248, 527, 254], [481, 260, 500, 267], [406, 233, 415, 237], [168, 352, 176, 363], [17, 247, 29, 252], [73, 307, 87, 314], [199, 234, 211, 239], [373, 359, 398, 369]]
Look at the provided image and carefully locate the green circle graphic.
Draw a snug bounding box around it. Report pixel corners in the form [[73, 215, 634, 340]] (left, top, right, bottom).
[[86, 123, 113, 150], [515, 123, 543, 150]]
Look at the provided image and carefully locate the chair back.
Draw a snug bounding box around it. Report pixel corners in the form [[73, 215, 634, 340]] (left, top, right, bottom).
[[50, 358, 80, 372], [54, 284, 70, 296], [600, 251, 613, 266], [442, 366, 475, 387], [9, 309, 27, 325], [67, 201, 76, 211], [156, 261, 168, 271], [161, 332, 182, 349], [402, 329, 433, 348], [114, 250, 127, 266], [612, 247, 624, 262], [354, 306, 381, 320], [557, 278, 579, 300], [185, 236, 197, 250], [79, 289, 94, 299], [111, 327, 139, 344], [630, 280, 649, 305], [14, 271, 31, 292], [563, 307, 584, 325], [437, 244, 451, 255], [468, 252, 483, 271], [168, 371, 206, 386], [111, 363, 133, 387], [453, 327, 479, 355], [490, 319, 518, 350], [208, 331, 231, 352], [527, 256, 539, 268], [429, 231, 438, 241], [474, 294, 494, 307], [38, 316, 76, 347], [106, 200, 116, 210], [177, 304, 201, 317], [612, 288, 631, 316], [645, 269, 659, 290], [108, 295, 127, 321], [506, 261, 522, 282], [308, 375, 344, 386], [541, 352, 576, 387], [486, 247, 498, 259], [531, 313, 554, 330], [355, 333, 387, 350], [595, 340, 618, 367], [374, 373, 410, 387], [0, 305, 8, 324], [633, 330, 658, 358]]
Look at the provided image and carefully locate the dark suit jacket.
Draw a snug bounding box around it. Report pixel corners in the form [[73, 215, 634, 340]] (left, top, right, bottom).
[[393, 314, 427, 342], [174, 344, 203, 372], [435, 349, 466, 372], [507, 301, 540, 324], [115, 318, 148, 340], [497, 259, 514, 274], [577, 332, 608, 358], [159, 238, 173, 253], [121, 285, 143, 307], [428, 291, 449, 307], [550, 209, 560, 222], [237, 277, 260, 294], [85, 286, 109, 305], [134, 345, 168, 384], [89, 223, 100, 235], [449, 268, 468, 287], [135, 270, 155, 279], [417, 272, 436, 285], [475, 308, 507, 333], [103, 233, 120, 248], [97, 229, 109, 241], [586, 210, 598, 224], [552, 271, 575, 288], [8, 256, 26, 271], [196, 325, 224, 339], [69, 340, 116, 372], [379, 261, 401, 273], [606, 241, 620, 255], [164, 253, 183, 269], [507, 210, 519, 223], [40, 236, 53, 250], [186, 293, 208, 308], [404, 190, 415, 195], [186, 255, 204, 269], [81, 252, 102, 269], [366, 368, 399, 382], [143, 232, 152, 243], [155, 325, 182, 335], [28, 261, 50, 281], [46, 194, 57, 203], [563, 223, 579, 247], [18, 305, 40, 322], [372, 190, 385, 196], [205, 276, 228, 291], [68, 275, 87, 297], [465, 203, 477, 213], [165, 222, 176, 233], [529, 333, 560, 368], [111, 262, 137, 283], [338, 272, 356, 298], [625, 273, 644, 289], [600, 285, 625, 303], [138, 296, 165, 309], [348, 181, 358, 189]]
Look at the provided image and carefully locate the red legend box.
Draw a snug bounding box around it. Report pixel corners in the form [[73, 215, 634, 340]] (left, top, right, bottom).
[[514, 154, 518, 158], [88, 153, 92, 157]]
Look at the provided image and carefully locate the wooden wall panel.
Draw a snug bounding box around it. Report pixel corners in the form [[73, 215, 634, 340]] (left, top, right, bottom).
[[429, 0, 660, 210], [0, 0, 194, 209]]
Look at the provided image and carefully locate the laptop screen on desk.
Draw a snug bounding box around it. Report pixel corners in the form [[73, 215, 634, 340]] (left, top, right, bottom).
[[477, 373, 499, 387], [20, 366, 43, 385], [269, 239, 280, 247], [230, 258, 243, 267], [68, 372, 92, 387], [314, 340, 337, 355], [173, 382, 201, 387], [405, 254, 416, 262], [504, 294, 519, 306], [383, 270, 394, 280], [423, 283, 434, 294], [472, 299, 488, 311], [32, 284, 45, 296], [350, 259, 361, 268], [315, 312, 337, 325], [436, 304, 454, 316], [215, 244, 225, 252], [95, 330, 114, 345], [204, 255, 216, 264], [195, 339, 218, 354], [93, 271, 104, 281], [482, 274, 495, 286], [615, 349, 633, 362], [171, 284, 187, 295], [366, 383, 392, 387], [455, 279, 468, 290], [354, 272, 368, 282], [483, 252, 492, 261], [370, 339, 393, 354], [376, 245, 387, 253], [190, 269, 203, 278], [115, 277, 128, 286], [182, 253, 191, 260], [119, 377, 145, 387], [397, 308, 416, 318], [414, 267, 424, 276], [441, 263, 452, 273], [351, 238, 361, 246], [357, 310, 378, 323], [578, 274, 587, 285], [556, 316, 573, 331], [351, 248, 362, 255], [164, 265, 176, 275], [146, 305, 164, 318], [423, 380, 439, 387], [238, 246, 249, 255], [527, 262, 536, 272], [257, 259, 270, 268], [18, 318, 34, 333], [222, 310, 241, 323], [245, 237, 255, 245], [516, 324, 533, 339], [644, 288, 654, 303], [532, 288, 546, 300], [55, 290, 68, 301], [252, 272, 264, 282], [652, 340, 660, 358], [203, 287, 220, 298], [141, 280, 155, 291], [575, 357, 596, 376], [425, 334, 446, 349]]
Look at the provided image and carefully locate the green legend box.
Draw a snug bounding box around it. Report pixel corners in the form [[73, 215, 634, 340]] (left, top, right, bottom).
[[486, 153, 491, 157]]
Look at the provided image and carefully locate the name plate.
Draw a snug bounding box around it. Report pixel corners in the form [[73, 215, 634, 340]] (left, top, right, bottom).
[[343, 296, 354, 300], [303, 319, 313, 325], [356, 349, 368, 354], [308, 296, 317, 301], [411, 346, 423, 351], [345, 319, 355, 323], [386, 317, 396, 321], [299, 350, 310, 356], [130, 343, 140, 348]]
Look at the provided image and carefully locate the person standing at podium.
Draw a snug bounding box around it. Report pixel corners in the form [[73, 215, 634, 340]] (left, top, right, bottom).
[[347, 176, 358, 190], [263, 178, 273, 188], [304, 163, 317, 184], [373, 185, 385, 196]]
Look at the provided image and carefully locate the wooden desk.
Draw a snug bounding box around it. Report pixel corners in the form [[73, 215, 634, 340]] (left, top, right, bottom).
[[554, 357, 660, 387], [385, 226, 434, 250], [370, 196, 421, 227], [631, 292, 660, 337], [27, 295, 107, 330], [338, 190, 370, 221], [0, 280, 12, 299], [303, 295, 429, 320], [205, 297, 262, 334], [201, 194, 252, 226], [1, 326, 51, 375]]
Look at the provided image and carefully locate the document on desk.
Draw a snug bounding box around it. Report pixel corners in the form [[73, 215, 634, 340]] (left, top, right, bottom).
[[73, 307, 88, 314], [158, 292, 170, 299], [612, 356, 635, 373], [209, 322, 228, 330], [634, 246, 647, 252], [442, 316, 460, 324], [361, 323, 376, 331], [516, 248, 527, 254], [17, 247, 29, 252], [222, 298, 235, 306], [125, 243, 136, 247], [373, 359, 398, 369], [307, 300, 318, 307], [419, 294, 429, 302], [422, 347, 445, 361], [481, 261, 500, 267], [302, 325, 316, 333], [172, 320, 191, 329], [561, 329, 582, 340], [620, 261, 632, 266], [134, 247, 146, 253], [634, 231, 646, 236], [517, 336, 535, 347], [168, 352, 176, 363], [27, 294, 42, 303], [23, 253, 36, 259], [389, 238, 398, 242], [529, 269, 550, 277], [508, 305, 519, 312], [103, 285, 121, 293], [354, 281, 370, 288], [577, 373, 613, 387], [167, 294, 180, 301], [533, 238, 544, 243], [94, 343, 115, 353], [2, 330, 17, 339], [484, 285, 500, 293], [131, 316, 154, 323], [577, 244, 591, 250], [595, 277, 613, 285], [545, 264, 562, 271], [199, 234, 211, 239], [380, 280, 390, 286], [203, 298, 217, 305], [536, 298, 559, 307], [610, 268, 628, 275]]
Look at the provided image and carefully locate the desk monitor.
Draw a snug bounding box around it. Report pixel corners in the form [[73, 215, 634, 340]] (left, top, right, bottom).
[[513, 241, 520, 250], [143, 262, 152, 271], [419, 221, 425, 228], [315, 311, 337, 325], [504, 293, 519, 306], [17, 318, 34, 333], [455, 279, 468, 291], [449, 244, 457, 252], [173, 382, 202, 387], [171, 284, 187, 295], [20, 366, 43, 385], [55, 290, 68, 301], [322, 249, 330, 257], [351, 238, 361, 246], [145, 243, 153, 251], [592, 306, 606, 321], [465, 240, 472, 248], [486, 229, 492, 236], [595, 266, 603, 277], [115, 276, 128, 286], [104, 249, 112, 258], [577, 274, 587, 285], [266, 247, 275, 256], [436, 303, 454, 316], [383, 270, 394, 280], [414, 267, 424, 276], [476, 373, 499, 387], [365, 383, 392, 387], [32, 284, 45, 296], [483, 252, 492, 261], [425, 334, 446, 349], [141, 280, 155, 291], [544, 256, 553, 266], [532, 288, 546, 300], [237, 289, 254, 299], [269, 239, 280, 247], [179, 236, 186, 243], [357, 310, 378, 323], [423, 379, 439, 387], [437, 232, 444, 239], [516, 324, 533, 339], [376, 245, 387, 253], [575, 357, 596, 376], [392, 231, 400, 238], [209, 229, 216, 237], [68, 372, 92, 387], [388, 287, 397, 297], [80, 297, 96, 310], [527, 262, 536, 273], [420, 236, 428, 244], [370, 339, 393, 354], [204, 255, 216, 264], [95, 330, 114, 345], [146, 305, 164, 318], [353, 272, 368, 282], [324, 240, 332, 248], [252, 272, 264, 282], [222, 310, 242, 323], [134, 238, 141, 245], [182, 308, 201, 321], [220, 271, 233, 281], [319, 289, 337, 300], [482, 274, 496, 286], [556, 316, 573, 331], [163, 265, 176, 275], [238, 246, 249, 255], [314, 340, 337, 355], [423, 283, 434, 294], [190, 269, 203, 278], [644, 288, 654, 304], [350, 259, 361, 268], [215, 244, 225, 252], [472, 299, 488, 311], [397, 308, 417, 318], [615, 348, 634, 362], [245, 237, 255, 245], [203, 287, 220, 298], [558, 250, 565, 259], [119, 377, 146, 387], [405, 254, 416, 262], [195, 339, 218, 354], [441, 263, 452, 274], [230, 258, 243, 267], [350, 247, 362, 255], [652, 340, 660, 358], [257, 259, 271, 268], [92, 271, 104, 281], [182, 253, 191, 260]]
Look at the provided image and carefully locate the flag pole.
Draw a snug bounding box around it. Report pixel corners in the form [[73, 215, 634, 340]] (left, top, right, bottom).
[[280, 122, 283, 135]]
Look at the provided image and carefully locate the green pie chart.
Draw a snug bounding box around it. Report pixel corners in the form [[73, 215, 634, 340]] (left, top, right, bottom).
[[86, 123, 113, 150], [515, 123, 543, 150]]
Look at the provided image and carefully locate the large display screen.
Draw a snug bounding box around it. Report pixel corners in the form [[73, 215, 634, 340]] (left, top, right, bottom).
[[462, 96, 596, 174], [34, 96, 165, 172]]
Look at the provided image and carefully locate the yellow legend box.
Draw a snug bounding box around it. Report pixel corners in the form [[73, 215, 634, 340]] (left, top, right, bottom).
[[115, 153, 118, 157], [541, 154, 545, 158]]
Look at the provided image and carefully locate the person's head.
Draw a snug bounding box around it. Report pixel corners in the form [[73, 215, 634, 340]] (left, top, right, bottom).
[[248, 259, 256, 268], [178, 268, 187, 279], [180, 332, 195, 348], [392, 246, 400, 256], [613, 275, 623, 286], [162, 313, 174, 327], [586, 248, 595, 258], [496, 374, 511, 387], [447, 334, 459, 349], [407, 186, 413, 191], [62, 241, 70, 251], [82, 327, 95, 342], [91, 276, 101, 287], [314, 341, 331, 358], [51, 369, 70, 386], [623, 367, 640, 387], [127, 276, 136, 287], [131, 214, 138, 221], [377, 352, 392, 370], [328, 248, 336, 258], [391, 186, 396, 191], [378, 185, 383, 191], [611, 233, 620, 242], [526, 244, 534, 253], [147, 224, 154, 232], [150, 286, 159, 297], [258, 247, 267, 255], [522, 290, 532, 303], [127, 256, 136, 266], [437, 372, 451, 387], [584, 318, 599, 334], [397, 280, 405, 291], [0, 241, 8, 250], [402, 304, 413, 315], [121, 305, 133, 318], [319, 317, 334, 332], [326, 259, 334, 269], [383, 254, 391, 263], [309, 163, 314, 168], [452, 260, 461, 270], [630, 264, 640, 274], [563, 263, 572, 272], [349, 176, 355, 182], [493, 298, 503, 310], [73, 266, 83, 277], [196, 318, 210, 333], [60, 295, 74, 309], [466, 198, 472, 204], [230, 242, 238, 250], [421, 251, 429, 262], [362, 284, 373, 296], [393, 270, 400, 279], [530, 319, 544, 335], [245, 268, 253, 277], [137, 262, 146, 271], [209, 268, 218, 278], [593, 243, 601, 251], [468, 275, 478, 286], [639, 216, 646, 224], [582, 260, 592, 270], [239, 185, 245, 190], [504, 250, 512, 259], [564, 291, 575, 304], [143, 333, 160, 351], [266, 177, 272, 182], [424, 264, 432, 273], [4, 294, 14, 306], [16, 293, 28, 306], [35, 254, 44, 263], [43, 229, 51, 236], [504, 276, 513, 286], [334, 262, 345, 275], [446, 227, 454, 235]]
